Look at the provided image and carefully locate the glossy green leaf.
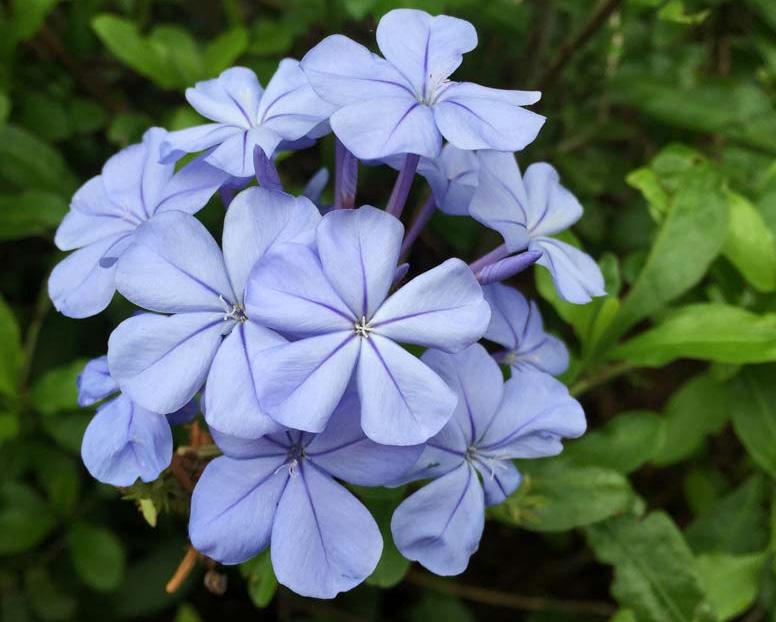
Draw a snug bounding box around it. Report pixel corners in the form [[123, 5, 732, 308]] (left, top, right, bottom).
[[67, 522, 127, 592], [0, 191, 68, 241], [239, 550, 277, 609], [30, 359, 87, 417], [0, 483, 56, 555], [696, 552, 765, 621], [602, 163, 728, 348], [614, 304, 776, 367], [563, 410, 664, 474], [491, 459, 636, 532], [686, 477, 767, 556], [0, 294, 21, 399], [722, 191, 776, 292], [652, 374, 730, 466], [731, 365, 776, 478], [587, 512, 716, 622]]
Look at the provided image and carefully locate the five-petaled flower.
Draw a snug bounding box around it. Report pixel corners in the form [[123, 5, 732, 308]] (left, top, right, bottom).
[[301, 9, 545, 160]]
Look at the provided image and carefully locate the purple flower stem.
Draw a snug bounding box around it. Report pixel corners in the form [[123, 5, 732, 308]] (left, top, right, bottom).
[[386, 153, 420, 218], [468, 244, 510, 273], [400, 195, 436, 259]]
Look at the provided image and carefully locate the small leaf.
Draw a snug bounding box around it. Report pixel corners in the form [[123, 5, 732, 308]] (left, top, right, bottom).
[[685, 477, 767, 556], [731, 365, 776, 478], [203, 27, 248, 74], [362, 487, 410, 588], [722, 191, 776, 292], [587, 512, 716, 622], [11, 0, 60, 41], [0, 191, 68, 241], [67, 522, 127, 592], [491, 459, 636, 532], [239, 550, 277, 609], [563, 410, 664, 474], [614, 304, 776, 367], [0, 125, 77, 196], [696, 552, 765, 621], [139, 498, 158, 527], [0, 294, 22, 399], [0, 483, 56, 555], [652, 374, 731, 466], [30, 359, 88, 417]]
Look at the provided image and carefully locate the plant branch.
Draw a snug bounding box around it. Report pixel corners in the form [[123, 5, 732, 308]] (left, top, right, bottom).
[[535, 0, 624, 92], [406, 569, 615, 617], [20, 277, 51, 392], [569, 361, 635, 397]]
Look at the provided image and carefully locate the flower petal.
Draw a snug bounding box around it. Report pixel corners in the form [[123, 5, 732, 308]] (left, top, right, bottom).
[[376, 9, 477, 100], [204, 126, 283, 178], [189, 455, 288, 565], [208, 427, 290, 460], [258, 58, 337, 139], [469, 150, 530, 252], [160, 123, 243, 164], [421, 344, 504, 445], [245, 243, 353, 337], [330, 97, 441, 160], [473, 459, 522, 507], [306, 391, 424, 486], [108, 312, 225, 414], [204, 321, 286, 439], [391, 462, 484, 576], [116, 211, 233, 313], [523, 163, 583, 236], [81, 395, 172, 487], [255, 332, 360, 432], [419, 144, 479, 216], [434, 82, 545, 152], [301, 34, 414, 106], [102, 128, 174, 220], [223, 187, 320, 303], [77, 356, 117, 407], [271, 462, 382, 599], [316, 206, 403, 318], [530, 237, 605, 304], [48, 235, 123, 318], [154, 155, 230, 215], [357, 335, 456, 446], [186, 67, 262, 127], [371, 258, 490, 353], [484, 283, 569, 376], [477, 367, 586, 456]]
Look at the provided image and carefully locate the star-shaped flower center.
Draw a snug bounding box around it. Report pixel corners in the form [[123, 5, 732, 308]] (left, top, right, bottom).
[[219, 295, 248, 323], [354, 315, 373, 339]]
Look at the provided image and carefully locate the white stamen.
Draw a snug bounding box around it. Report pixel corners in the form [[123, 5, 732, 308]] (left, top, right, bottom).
[[354, 315, 373, 338]]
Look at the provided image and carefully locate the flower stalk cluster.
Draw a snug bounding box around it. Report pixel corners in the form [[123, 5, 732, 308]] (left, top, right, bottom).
[[51, 9, 604, 599]]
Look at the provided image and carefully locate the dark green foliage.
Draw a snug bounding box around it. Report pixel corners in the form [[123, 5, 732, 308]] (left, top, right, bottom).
[[2, 0, 776, 620]]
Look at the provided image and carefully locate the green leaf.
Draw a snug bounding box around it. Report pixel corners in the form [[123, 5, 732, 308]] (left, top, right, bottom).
[[203, 27, 248, 74], [586, 512, 717, 622], [40, 412, 91, 454], [490, 459, 636, 532], [614, 304, 776, 367], [696, 552, 765, 621], [362, 487, 410, 588], [92, 15, 179, 89], [174, 603, 202, 622], [652, 374, 730, 466], [686, 477, 767, 556], [11, 0, 60, 41], [0, 191, 68, 241], [657, 1, 710, 25], [29, 359, 87, 417], [731, 365, 776, 478], [67, 522, 126, 592], [722, 191, 776, 292], [249, 19, 298, 57], [602, 162, 728, 349], [32, 447, 80, 517], [0, 125, 77, 196], [148, 27, 203, 87], [24, 567, 77, 621], [410, 593, 475, 622], [0, 294, 21, 399], [563, 410, 664, 474], [0, 483, 56, 555], [626, 167, 669, 221], [239, 551, 277, 609]]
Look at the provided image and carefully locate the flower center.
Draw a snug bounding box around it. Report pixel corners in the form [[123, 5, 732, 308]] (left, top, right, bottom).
[[354, 315, 373, 338], [218, 295, 248, 323], [466, 447, 509, 480]]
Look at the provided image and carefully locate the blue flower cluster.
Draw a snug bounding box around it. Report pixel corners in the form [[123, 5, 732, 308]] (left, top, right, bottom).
[[51, 9, 602, 599]]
